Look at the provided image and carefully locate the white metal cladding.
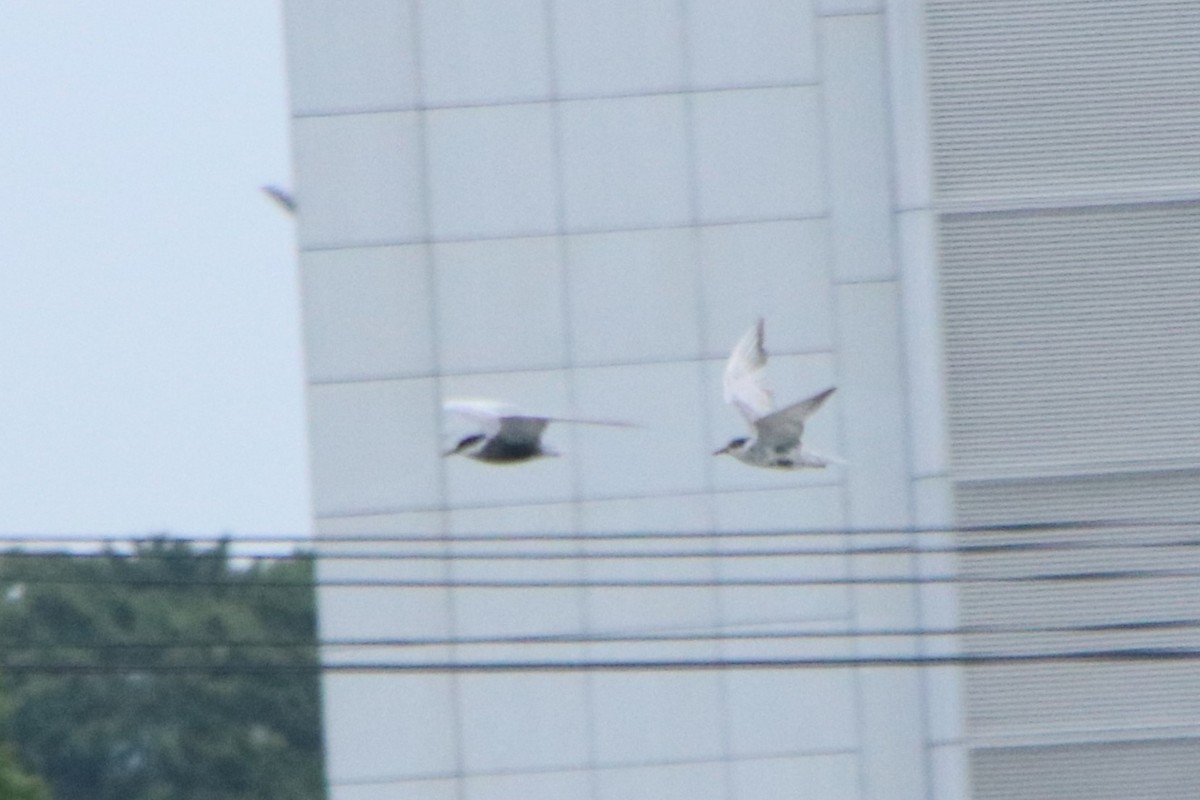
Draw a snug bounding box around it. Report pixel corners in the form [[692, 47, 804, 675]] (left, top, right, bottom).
[[939, 202, 1200, 481], [953, 470, 1200, 528], [971, 740, 1200, 800], [927, 2, 1200, 796], [925, 0, 1200, 208], [939, 205, 1200, 791], [949, 517, 1200, 742], [954, 472, 1200, 661]]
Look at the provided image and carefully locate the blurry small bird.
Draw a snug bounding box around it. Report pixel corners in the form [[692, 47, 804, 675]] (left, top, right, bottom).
[[261, 185, 297, 214], [715, 319, 839, 469], [443, 399, 633, 464]]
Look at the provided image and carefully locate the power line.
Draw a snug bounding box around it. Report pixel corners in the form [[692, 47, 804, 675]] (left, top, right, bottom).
[[3, 648, 1200, 675], [1, 517, 1196, 550], [3, 566, 1200, 590], [7, 537, 1200, 564], [3, 617, 1198, 654], [296, 537, 1200, 560], [2, 523, 1196, 675]]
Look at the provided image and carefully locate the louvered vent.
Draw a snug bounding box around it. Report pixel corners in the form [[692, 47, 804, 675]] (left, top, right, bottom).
[[951, 517, 1200, 742], [926, 0, 1200, 207], [940, 202, 1200, 481], [954, 470, 1200, 526], [927, 1, 1200, 796], [972, 740, 1200, 800]]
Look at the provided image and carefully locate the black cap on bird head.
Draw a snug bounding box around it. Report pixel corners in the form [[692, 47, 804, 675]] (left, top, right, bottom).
[[714, 437, 749, 456]]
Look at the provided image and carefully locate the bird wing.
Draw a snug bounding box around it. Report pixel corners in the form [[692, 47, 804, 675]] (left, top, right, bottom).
[[754, 387, 836, 453], [540, 415, 637, 428], [262, 185, 296, 212], [494, 416, 551, 447], [445, 399, 635, 437], [723, 318, 774, 425], [443, 398, 522, 438]]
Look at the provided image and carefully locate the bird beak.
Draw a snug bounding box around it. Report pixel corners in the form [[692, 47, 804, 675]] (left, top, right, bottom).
[[713, 445, 731, 456]]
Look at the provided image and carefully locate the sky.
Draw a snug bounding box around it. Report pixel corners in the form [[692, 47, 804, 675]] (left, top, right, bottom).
[[0, 4, 313, 541]]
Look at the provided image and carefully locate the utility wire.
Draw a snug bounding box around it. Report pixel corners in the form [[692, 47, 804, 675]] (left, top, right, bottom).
[[4, 617, 1200, 654], [7, 537, 1198, 562], [2, 524, 1196, 673], [0, 517, 1195, 549], [4, 648, 1200, 675], [2, 523, 1198, 567], [294, 537, 1200, 560], [3, 567, 1200, 589]]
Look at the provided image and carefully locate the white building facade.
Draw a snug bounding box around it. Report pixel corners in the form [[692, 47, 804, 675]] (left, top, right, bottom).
[[282, 1, 1200, 799]]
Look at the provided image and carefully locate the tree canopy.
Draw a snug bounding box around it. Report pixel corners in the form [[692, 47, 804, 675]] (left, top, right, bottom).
[[0, 539, 325, 800], [0, 745, 51, 800]]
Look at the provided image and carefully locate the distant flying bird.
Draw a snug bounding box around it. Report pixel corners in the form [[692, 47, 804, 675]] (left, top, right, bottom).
[[261, 184, 296, 213], [443, 399, 633, 464], [715, 319, 838, 469]]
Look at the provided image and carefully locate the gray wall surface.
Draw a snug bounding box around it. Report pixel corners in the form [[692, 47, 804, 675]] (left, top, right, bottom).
[[284, 2, 960, 799]]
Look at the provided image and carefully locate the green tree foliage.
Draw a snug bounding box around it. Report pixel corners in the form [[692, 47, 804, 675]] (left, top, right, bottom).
[[0, 539, 325, 800], [0, 745, 51, 800]]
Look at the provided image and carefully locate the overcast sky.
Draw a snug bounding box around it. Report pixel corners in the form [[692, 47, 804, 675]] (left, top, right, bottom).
[[0, 4, 313, 542]]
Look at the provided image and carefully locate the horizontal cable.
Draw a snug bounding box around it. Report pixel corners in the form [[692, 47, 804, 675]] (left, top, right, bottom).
[[4, 649, 1200, 675], [2, 518, 1197, 549], [4, 567, 1200, 589], [256, 537, 1200, 560], [5, 618, 1200, 654], [8, 537, 1200, 563]]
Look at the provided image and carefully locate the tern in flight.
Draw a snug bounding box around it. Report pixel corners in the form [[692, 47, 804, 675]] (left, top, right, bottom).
[[714, 319, 838, 469], [443, 399, 634, 464], [261, 185, 296, 213]]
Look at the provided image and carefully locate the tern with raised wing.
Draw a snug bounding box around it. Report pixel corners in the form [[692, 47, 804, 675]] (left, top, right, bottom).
[[443, 399, 633, 464], [714, 319, 838, 469]]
